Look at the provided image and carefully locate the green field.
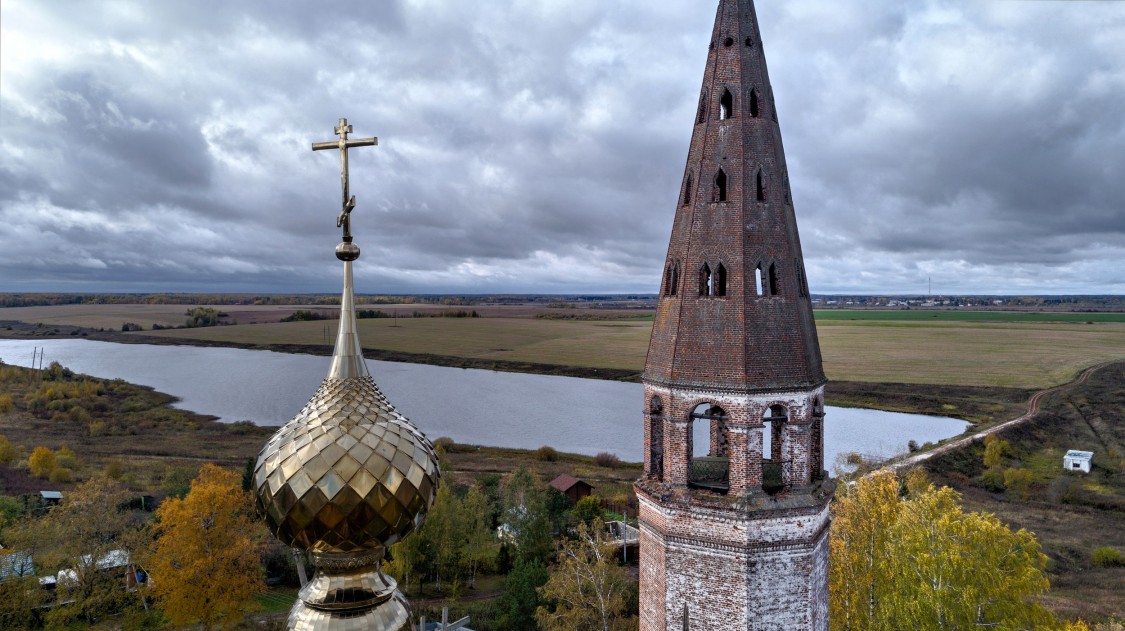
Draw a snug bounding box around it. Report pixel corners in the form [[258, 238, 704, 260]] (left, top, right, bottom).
[[815, 309, 1125, 323]]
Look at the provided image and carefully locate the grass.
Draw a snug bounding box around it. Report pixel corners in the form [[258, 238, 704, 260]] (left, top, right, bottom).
[[136, 317, 1125, 389], [7, 304, 1125, 389], [141, 317, 654, 372], [923, 361, 1125, 622], [815, 309, 1125, 323]]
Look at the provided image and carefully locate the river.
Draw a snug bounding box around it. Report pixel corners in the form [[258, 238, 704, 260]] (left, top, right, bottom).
[[0, 339, 967, 465]]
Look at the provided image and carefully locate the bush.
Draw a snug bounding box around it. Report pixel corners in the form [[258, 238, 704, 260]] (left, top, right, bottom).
[[105, 460, 125, 480], [535, 445, 558, 462], [432, 436, 456, 453], [49, 467, 73, 483], [0, 434, 15, 465], [977, 468, 1006, 493], [0, 394, 12, 413], [28, 446, 57, 478], [907, 440, 919, 453], [1048, 476, 1083, 504], [56, 446, 78, 470], [1003, 467, 1033, 500], [573, 495, 603, 525], [594, 452, 621, 468], [1092, 547, 1125, 567]]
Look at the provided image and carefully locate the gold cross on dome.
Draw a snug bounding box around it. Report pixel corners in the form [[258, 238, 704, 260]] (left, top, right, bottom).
[[312, 118, 377, 241]]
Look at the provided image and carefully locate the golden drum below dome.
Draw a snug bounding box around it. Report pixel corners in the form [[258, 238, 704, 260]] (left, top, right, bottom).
[[254, 376, 440, 553]]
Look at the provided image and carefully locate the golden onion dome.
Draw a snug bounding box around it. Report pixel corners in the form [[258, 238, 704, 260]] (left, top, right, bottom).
[[257, 118, 435, 630], [252, 242, 441, 560], [254, 374, 439, 553]]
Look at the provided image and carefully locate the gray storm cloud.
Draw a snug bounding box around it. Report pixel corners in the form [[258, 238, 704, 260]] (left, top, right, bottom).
[[1, 0, 1122, 294]]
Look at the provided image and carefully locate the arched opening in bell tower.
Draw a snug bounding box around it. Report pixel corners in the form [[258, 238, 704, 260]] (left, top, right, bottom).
[[688, 403, 729, 493], [699, 263, 712, 296], [762, 404, 789, 494], [811, 396, 825, 481], [714, 169, 728, 202], [648, 396, 665, 481], [719, 88, 734, 120]]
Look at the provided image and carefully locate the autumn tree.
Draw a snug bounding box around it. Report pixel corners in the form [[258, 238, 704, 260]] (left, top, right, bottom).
[[28, 445, 57, 478], [5, 477, 144, 626], [829, 468, 902, 630], [146, 464, 263, 629], [536, 518, 636, 631], [983, 434, 1009, 468], [0, 433, 15, 465], [462, 484, 494, 587], [422, 483, 464, 591], [830, 470, 1056, 630], [502, 468, 554, 565]]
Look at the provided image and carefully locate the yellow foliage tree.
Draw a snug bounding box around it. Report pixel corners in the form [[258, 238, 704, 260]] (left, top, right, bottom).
[[28, 446, 57, 478], [830, 470, 1056, 630], [983, 434, 1009, 469], [0, 433, 15, 465], [536, 518, 635, 631], [829, 470, 902, 630], [147, 464, 263, 629]]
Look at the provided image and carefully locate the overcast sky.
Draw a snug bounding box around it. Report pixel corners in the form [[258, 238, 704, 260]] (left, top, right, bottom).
[[2, 0, 1123, 295]]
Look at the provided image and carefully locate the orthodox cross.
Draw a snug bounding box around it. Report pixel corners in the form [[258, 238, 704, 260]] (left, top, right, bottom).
[[312, 118, 377, 241]]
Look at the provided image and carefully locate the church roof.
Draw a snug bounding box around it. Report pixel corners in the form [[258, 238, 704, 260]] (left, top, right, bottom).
[[644, 0, 826, 394]]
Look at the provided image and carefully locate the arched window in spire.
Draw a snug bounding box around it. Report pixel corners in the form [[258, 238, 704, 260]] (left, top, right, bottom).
[[719, 88, 734, 120], [755, 264, 764, 296], [670, 261, 679, 296], [769, 262, 779, 295], [714, 169, 728, 202], [756, 169, 766, 201], [699, 263, 712, 296], [715, 263, 727, 297], [749, 88, 760, 118], [697, 93, 707, 124], [683, 173, 693, 206]]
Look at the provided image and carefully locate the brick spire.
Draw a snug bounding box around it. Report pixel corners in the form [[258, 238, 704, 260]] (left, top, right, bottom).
[[645, 0, 825, 394]]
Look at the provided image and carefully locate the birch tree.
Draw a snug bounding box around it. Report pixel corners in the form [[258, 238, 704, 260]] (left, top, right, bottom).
[[829, 470, 1056, 630], [536, 518, 635, 631]]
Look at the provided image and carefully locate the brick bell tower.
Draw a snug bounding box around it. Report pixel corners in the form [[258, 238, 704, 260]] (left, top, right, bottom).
[[635, 1, 834, 629]]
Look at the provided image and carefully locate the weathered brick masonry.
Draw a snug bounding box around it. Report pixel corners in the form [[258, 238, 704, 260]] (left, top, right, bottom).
[[637, 1, 833, 628]]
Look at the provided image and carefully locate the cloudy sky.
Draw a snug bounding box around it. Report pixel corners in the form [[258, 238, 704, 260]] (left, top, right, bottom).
[[2, 0, 1123, 295]]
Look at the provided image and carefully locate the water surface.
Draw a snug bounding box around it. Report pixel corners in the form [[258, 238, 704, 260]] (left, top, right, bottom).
[[0, 339, 967, 464]]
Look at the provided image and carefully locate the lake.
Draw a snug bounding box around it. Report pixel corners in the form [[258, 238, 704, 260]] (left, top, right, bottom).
[[0, 339, 967, 465]]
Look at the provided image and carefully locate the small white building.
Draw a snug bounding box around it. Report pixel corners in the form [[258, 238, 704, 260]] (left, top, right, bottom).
[[1063, 450, 1093, 473]]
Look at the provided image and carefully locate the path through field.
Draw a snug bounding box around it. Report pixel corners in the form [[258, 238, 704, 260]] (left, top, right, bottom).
[[887, 361, 1115, 471]]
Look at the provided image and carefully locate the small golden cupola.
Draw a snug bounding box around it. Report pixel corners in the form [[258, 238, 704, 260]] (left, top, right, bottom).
[[253, 119, 440, 631]]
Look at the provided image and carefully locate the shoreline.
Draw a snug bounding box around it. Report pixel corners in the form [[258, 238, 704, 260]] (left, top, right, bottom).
[[0, 318, 1031, 424]]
